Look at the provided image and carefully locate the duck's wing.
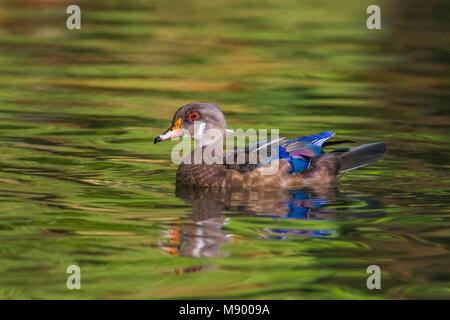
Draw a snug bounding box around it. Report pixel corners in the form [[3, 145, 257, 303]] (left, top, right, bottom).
[[280, 131, 336, 173], [224, 137, 285, 174], [283, 131, 335, 153], [224, 131, 336, 174]]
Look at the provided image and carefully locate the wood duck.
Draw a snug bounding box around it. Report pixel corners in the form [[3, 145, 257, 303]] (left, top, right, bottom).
[[154, 102, 387, 188]]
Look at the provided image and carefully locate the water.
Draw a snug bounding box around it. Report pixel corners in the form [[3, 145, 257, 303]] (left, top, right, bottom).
[[0, 0, 448, 299]]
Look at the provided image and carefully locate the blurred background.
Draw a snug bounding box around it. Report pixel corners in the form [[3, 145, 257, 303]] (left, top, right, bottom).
[[0, 0, 448, 299]]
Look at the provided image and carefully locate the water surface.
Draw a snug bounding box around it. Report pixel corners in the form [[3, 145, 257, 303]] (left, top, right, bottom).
[[0, 0, 449, 299]]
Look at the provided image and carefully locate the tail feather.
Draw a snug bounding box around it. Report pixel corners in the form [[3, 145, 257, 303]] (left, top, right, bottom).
[[338, 142, 387, 173]]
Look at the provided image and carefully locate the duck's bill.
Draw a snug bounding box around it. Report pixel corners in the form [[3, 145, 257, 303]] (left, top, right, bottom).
[[154, 118, 182, 144]]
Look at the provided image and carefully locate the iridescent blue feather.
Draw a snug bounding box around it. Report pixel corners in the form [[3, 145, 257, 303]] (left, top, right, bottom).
[[279, 131, 335, 173], [225, 131, 335, 174]]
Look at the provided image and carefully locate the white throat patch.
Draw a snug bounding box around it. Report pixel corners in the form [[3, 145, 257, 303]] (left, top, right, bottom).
[[193, 122, 206, 146], [193, 122, 225, 147]]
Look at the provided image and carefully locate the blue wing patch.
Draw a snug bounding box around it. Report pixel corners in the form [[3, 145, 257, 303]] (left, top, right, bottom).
[[298, 131, 335, 146], [279, 131, 335, 174], [232, 131, 335, 174]]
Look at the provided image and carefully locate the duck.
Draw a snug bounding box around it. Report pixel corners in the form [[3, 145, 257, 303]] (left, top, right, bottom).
[[154, 102, 387, 188]]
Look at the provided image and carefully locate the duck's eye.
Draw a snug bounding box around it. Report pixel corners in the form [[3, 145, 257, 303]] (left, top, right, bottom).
[[188, 111, 200, 121]]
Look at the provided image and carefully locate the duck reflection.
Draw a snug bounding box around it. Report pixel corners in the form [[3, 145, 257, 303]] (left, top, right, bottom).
[[161, 186, 386, 258]]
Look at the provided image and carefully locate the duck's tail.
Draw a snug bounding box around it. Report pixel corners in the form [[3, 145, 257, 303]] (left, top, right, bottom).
[[337, 142, 388, 173]]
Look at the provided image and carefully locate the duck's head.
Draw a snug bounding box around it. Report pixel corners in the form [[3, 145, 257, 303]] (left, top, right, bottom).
[[154, 102, 228, 145]]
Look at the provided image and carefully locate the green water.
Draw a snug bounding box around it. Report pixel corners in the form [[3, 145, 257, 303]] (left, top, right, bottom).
[[0, 0, 449, 299]]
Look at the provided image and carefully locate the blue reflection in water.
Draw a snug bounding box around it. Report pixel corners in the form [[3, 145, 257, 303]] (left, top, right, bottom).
[[263, 189, 335, 239], [264, 228, 337, 240]]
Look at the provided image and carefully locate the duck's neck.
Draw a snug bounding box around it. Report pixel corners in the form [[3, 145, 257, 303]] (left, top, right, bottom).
[[193, 126, 226, 148], [194, 137, 225, 148], [184, 134, 225, 166]]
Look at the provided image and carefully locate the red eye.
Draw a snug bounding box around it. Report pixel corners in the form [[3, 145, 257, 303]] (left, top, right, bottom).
[[189, 111, 200, 121]]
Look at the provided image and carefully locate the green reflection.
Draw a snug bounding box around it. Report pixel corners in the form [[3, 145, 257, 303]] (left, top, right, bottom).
[[0, 0, 448, 299]]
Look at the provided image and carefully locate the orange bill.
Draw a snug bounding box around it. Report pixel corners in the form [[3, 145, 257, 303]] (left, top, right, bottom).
[[154, 118, 182, 143]]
